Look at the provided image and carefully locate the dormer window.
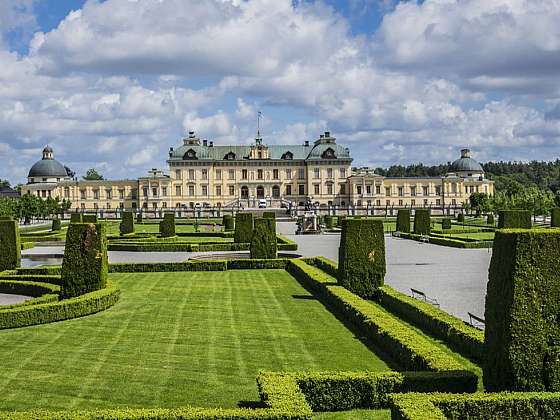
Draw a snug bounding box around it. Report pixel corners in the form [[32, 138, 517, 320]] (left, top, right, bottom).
[[183, 149, 197, 160], [224, 151, 236, 160], [281, 151, 293, 160], [322, 147, 336, 159]]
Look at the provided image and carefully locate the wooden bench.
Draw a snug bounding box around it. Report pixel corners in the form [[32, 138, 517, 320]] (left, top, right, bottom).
[[411, 288, 440, 307]]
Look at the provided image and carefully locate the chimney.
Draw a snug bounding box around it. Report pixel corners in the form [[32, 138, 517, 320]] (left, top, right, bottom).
[[461, 148, 471, 158], [324, 131, 330, 138], [304, 140, 309, 147], [169, 147, 173, 157], [203, 139, 208, 146], [209, 141, 214, 147]]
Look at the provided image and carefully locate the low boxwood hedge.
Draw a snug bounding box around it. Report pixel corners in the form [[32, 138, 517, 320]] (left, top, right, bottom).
[[109, 261, 228, 272], [0, 280, 119, 330], [0, 274, 61, 285], [226, 259, 290, 270], [287, 259, 476, 375], [390, 392, 560, 420], [398, 232, 493, 249], [17, 266, 61, 275], [498, 210, 532, 229]]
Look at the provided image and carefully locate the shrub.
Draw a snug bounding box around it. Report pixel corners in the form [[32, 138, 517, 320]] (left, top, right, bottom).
[[457, 213, 465, 222], [119, 211, 134, 235], [324, 215, 334, 229], [226, 259, 290, 270], [497, 210, 531, 229], [441, 218, 452, 230], [336, 215, 346, 227], [250, 218, 277, 259], [487, 213, 495, 225], [222, 214, 235, 231], [109, 261, 227, 273], [70, 213, 82, 223], [413, 209, 431, 235], [0, 281, 119, 330], [0, 217, 21, 271], [396, 209, 411, 233], [61, 222, 108, 299], [82, 214, 98, 223], [551, 208, 560, 227], [338, 218, 386, 297], [136, 212, 143, 223], [234, 212, 254, 243], [484, 229, 560, 391], [51, 219, 61, 231], [287, 259, 475, 374], [159, 212, 176, 237]]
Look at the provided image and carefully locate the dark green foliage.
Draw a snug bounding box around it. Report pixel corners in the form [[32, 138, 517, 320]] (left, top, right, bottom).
[[497, 210, 532, 228], [276, 234, 298, 250], [226, 259, 289, 270], [487, 213, 495, 225], [159, 212, 175, 237], [338, 219, 385, 297], [234, 212, 253, 243], [396, 209, 411, 233], [551, 208, 560, 227], [324, 215, 334, 229], [441, 218, 452, 230], [413, 209, 431, 235], [250, 218, 277, 259], [0, 217, 21, 271], [336, 215, 346, 227], [288, 259, 476, 373], [0, 274, 61, 285], [484, 229, 560, 391], [61, 222, 108, 299], [544, 346, 560, 391], [119, 211, 134, 235], [222, 214, 235, 231], [70, 213, 82, 223], [136, 212, 143, 223], [82, 214, 98, 223], [0, 279, 59, 297], [263, 211, 276, 230], [0, 281, 119, 330], [109, 261, 227, 273], [457, 213, 465, 222], [399, 232, 493, 249], [51, 219, 61, 231], [107, 242, 250, 252], [17, 266, 61, 275]]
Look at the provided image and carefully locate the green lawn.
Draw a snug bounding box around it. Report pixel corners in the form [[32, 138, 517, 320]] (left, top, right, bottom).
[[441, 232, 495, 241], [0, 269, 389, 411], [105, 221, 219, 235]]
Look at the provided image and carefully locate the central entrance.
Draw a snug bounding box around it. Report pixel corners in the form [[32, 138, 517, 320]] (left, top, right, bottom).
[[256, 185, 265, 199]]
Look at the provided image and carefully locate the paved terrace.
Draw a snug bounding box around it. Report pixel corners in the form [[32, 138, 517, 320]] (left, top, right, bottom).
[[19, 221, 492, 322]]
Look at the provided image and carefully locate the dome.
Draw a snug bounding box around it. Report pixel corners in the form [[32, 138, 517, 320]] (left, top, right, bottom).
[[28, 159, 68, 178], [449, 149, 484, 173]]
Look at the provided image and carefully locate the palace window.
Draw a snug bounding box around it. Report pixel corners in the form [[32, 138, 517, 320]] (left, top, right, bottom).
[[385, 187, 391, 197], [298, 168, 305, 179], [224, 151, 236, 160], [357, 185, 362, 194], [376, 185, 381, 195], [386, 200, 390, 206], [424, 199, 428, 206], [216, 185, 221, 196], [298, 184, 305, 195], [188, 169, 195, 180], [175, 186, 182, 196], [152, 203, 157, 209], [286, 169, 292, 179], [93, 189, 99, 200], [175, 169, 181, 180], [423, 186, 429, 195], [281, 151, 293, 160], [162, 187, 167, 196], [229, 185, 235, 196], [152, 188, 157, 197], [314, 168, 320, 179], [119, 189, 124, 199], [340, 184, 346, 194], [188, 185, 195, 196], [327, 183, 333, 195], [376, 200, 381, 206], [436, 199, 441, 205], [286, 185, 292, 195], [131, 189, 137, 200], [81, 203, 85, 209], [410, 186, 416, 196], [216, 169, 222, 180], [321, 147, 336, 159], [183, 149, 197, 160], [398, 187, 404, 197], [257, 169, 263, 180], [105, 189, 112, 199], [162, 202, 167, 208], [435, 186, 441, 195], [64, 187, 70, 198], [366, 185, 371, 195], [106, 203, 111, 209], [94, 203, 98, 209], [242, 169, 248, 180], [340, 168, 346, 178], [273, 169, 279, 179], [411, 199, 416, 206], [202, 169, 208, 180], [228, 169, 235, 180], [314, 184, 320, 195], [327, 168, 333, 179]]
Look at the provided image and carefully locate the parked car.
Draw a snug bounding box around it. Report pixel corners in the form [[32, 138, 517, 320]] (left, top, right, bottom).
[[258, 199, 267, 208]]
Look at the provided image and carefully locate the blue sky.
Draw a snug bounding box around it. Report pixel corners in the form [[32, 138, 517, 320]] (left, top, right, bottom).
[[0, 0, 559, 184]]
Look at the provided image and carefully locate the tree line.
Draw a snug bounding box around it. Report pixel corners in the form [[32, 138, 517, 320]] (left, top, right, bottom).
[[0, 195, 72, 223]]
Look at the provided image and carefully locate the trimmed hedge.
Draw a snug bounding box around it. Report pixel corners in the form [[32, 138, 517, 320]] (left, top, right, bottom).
[[136, 212, 143, 223], [235, 212, 254, 243], [485, 228, 560, 392], [390, 392, 560, 420], [70, 213, 82, 223], [251, 218, 277, 259], [457, 213, 465, 223], [398, 232, 493, 249], [276, 234, 298, 251], [338, 218, 386, 297], [223, 214, 235, 231], [226, 259, 290, 270], [17, 266, 61, 275], [0, 279, 59, 297], [413, 209, 431, 235], [497, 210, 531, 229], [378, 285, 484, 362], [82, 214, 98, 223], [441, 218, 452, 230], [396, 209, 411, 233], [120, 211, 134, 235], [551, 208, 560, 227], [0, 280, 119, 330], [109, 260, 227, 272], [51, 219, 61, 231], [487, 213, 495, 225], [61, 222, 108, 299], [0, 274, 61, 285], [288, 259, 476, 374], [0, 217, 21, 271], [159, 212, 176, 237], [336, 215, 346, 228], [107, 242, 249, 252]]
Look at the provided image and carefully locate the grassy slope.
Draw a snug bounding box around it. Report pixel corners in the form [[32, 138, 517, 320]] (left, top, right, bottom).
[[0, 269, 388, 411]]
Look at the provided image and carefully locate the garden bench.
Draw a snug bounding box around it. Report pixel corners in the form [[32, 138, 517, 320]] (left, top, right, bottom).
[[411, 288, 440, 307]]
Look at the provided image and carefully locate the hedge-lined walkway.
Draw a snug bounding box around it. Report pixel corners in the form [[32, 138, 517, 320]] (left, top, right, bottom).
[[0, 269, 388, 411]]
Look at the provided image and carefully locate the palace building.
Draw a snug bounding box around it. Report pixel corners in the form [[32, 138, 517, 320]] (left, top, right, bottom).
[[21, 131, 493, 212]]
